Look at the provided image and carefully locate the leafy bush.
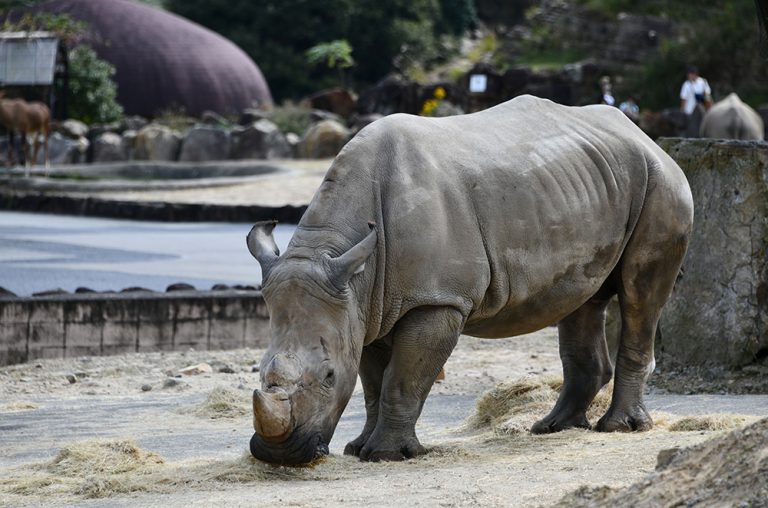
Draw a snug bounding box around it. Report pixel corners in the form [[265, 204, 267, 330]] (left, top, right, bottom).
[[267, 104, 313, 136], [67, 46, 124, 124]]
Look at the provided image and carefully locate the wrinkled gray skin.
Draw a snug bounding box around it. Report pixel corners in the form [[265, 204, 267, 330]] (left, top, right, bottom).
[[700, 93, 764, 140], [248, 95, 694, 465]]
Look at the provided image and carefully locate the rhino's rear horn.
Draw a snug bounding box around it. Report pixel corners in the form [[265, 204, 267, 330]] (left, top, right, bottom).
[[328, 225, 377, 287], [247, 220, 280, 281]]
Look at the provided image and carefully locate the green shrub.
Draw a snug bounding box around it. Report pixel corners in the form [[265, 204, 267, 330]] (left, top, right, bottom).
[[67, 46, 124, 124], [268, 104, 313, 136]]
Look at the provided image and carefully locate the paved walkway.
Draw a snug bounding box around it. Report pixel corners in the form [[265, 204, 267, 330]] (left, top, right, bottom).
[[0, 211, 295, 295]]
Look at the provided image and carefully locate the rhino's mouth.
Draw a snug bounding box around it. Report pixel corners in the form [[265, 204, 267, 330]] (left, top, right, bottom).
[[250, 430, 328, 466]]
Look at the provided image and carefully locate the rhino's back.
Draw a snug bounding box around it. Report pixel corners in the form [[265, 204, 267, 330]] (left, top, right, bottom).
[[700, 93, 764, 140], [303, 96, 680, 338]]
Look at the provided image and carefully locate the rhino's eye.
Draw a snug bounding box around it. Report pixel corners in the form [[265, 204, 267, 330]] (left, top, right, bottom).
[[324, 368, 335, 385]]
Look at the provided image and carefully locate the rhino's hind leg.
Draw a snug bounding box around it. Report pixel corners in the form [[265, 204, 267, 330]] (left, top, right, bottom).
[[358, 306, 462, 462], [531, 297, 614, 434], [596, 218, 690, 432], [344, 339, 392, 457]]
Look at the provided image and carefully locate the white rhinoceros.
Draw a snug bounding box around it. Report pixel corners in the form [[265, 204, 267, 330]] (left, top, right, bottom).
[[247, 95, 694, 465], [700, 93, 764, 140]]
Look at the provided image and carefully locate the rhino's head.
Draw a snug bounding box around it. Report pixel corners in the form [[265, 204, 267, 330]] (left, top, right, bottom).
[[246, 220, 376, 465]]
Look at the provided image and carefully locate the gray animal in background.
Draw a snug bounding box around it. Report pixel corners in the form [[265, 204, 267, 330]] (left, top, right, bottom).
[[700, 93, 764, 140], [247, 95, 694, 465]]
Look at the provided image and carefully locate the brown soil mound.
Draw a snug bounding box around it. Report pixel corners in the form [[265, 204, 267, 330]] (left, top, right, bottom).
[[553, 417, 768, 507]]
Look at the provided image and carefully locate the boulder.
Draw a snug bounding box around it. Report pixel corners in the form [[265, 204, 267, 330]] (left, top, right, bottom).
[[285, 132, 301, 158], [89, 122, 122, 138], [58, 119, 89, 139], [201, 110, 228, 126], [298, 119, 350, 159], [230, 119, 291, 160], [349, 113, 383, 136], [134, 124, 182, 161], [33, 132, 89, 165], [122, 130, 137, 160], [179, 126, 231, 162], [179, 363, 213, 376], [655, 138, 768, 368], [121, 115, 148, 132], [308, 88, 357, 118], [92, 132, 126, 162], [309, 109, 343, 124], [239, 108, 268, 125]]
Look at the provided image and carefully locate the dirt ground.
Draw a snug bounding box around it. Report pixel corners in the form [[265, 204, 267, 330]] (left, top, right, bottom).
[[1, 328, 765, 507]]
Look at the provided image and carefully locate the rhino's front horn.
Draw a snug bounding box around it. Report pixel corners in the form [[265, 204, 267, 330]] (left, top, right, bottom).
[[253, 389, 293, 442]]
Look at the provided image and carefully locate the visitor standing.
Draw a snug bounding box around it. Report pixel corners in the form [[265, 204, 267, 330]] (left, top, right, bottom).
[[680, 66, 712, 115], [619, 95, 640, 123], [599, 76, 616, 106]]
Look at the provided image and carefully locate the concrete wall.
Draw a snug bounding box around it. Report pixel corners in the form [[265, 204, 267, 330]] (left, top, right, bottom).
[[0, 290, 270, 366], [657, 138, 767, 368]]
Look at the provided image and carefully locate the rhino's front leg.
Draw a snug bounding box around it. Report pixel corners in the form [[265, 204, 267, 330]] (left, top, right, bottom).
[[344, 339, 392, 457], [358, 306, 462, 462]]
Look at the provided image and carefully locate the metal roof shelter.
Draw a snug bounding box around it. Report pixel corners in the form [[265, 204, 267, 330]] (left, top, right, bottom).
[[0, 31, 59, 86]]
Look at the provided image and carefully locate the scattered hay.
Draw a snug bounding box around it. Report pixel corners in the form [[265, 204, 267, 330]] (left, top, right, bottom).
[[466, 376, 614, 435], [667, 414, 756, 432], [178, 386, 250, 419], [0, 401, 40, 412], [0, 440, 357, 502], [47, 440, 164, 477], [0, 439, 165, 499], [466, 376, 560, 434], [467, 376, 756, 439], [553, 417, 768, 507]]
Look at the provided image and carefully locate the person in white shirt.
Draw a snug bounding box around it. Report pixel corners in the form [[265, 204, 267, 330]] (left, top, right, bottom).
[[680, 66, 712, 115], [599, 76, 616, 106]]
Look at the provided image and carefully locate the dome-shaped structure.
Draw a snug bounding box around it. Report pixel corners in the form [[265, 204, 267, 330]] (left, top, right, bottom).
[[29, 0, 272, 117]]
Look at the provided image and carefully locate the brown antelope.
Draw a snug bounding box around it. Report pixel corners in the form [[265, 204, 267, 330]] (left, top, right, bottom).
[[0, 91, 51, 175]]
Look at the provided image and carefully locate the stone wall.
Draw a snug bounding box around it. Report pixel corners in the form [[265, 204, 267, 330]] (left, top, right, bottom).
[[0, 290, 270, 366], [658, 138, 767, 368]]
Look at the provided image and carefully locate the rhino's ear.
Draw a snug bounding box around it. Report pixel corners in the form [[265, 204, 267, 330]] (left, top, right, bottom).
[[328, 223, 377, 287], [247, 220, 280, 282]]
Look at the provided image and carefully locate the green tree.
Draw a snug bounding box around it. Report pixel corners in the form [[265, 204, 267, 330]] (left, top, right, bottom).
[[165, 0, 477, 101], [306, 39, 354, 87], [67, 46, 123, 124]]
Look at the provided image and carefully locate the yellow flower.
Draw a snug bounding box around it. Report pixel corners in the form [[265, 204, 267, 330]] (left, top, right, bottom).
[[434, 86, 446, 100], [420, 99, 439, 116]]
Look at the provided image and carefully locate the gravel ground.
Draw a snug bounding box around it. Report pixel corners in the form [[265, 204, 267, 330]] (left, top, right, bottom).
[[2, 328, 765, 507]]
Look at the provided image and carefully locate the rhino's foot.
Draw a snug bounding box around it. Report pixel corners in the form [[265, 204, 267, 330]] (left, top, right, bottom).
[[358, 435, 426, 462], [531, 411, 591, 434], [595, 404, 652, 432], [343, 434, 370, 457]]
